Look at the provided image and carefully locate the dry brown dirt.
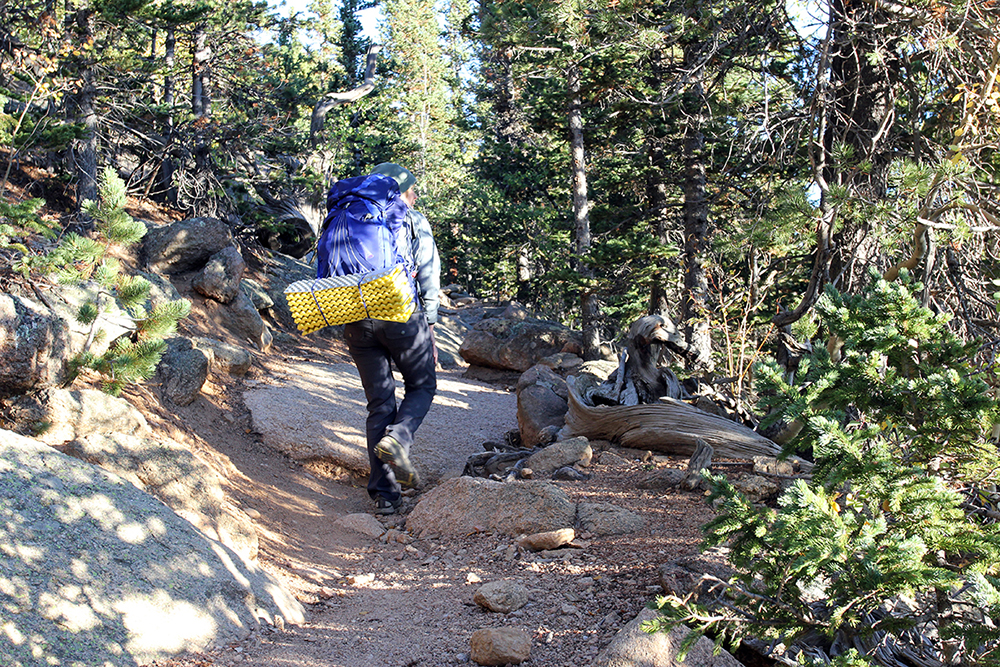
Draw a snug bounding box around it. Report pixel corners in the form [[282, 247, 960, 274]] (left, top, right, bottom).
[[128, 321, 719, 667]]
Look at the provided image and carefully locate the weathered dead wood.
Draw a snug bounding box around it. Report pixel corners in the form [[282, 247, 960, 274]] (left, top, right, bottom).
[[309, 44, 383, 147], [563, 376, 808, 468], [256, 188, 321, 258], [680, 437, 713, 491], [587, 315, 692, 406]]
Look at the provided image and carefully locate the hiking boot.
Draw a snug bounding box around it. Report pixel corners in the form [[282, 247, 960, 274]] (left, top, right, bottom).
[[375, 436, 421, 489], [374, 496, 402, 515]]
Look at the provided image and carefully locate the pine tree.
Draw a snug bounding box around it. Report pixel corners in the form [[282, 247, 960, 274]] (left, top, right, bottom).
[[45, 167, 191, 395], [650, 272, 1000, 667]]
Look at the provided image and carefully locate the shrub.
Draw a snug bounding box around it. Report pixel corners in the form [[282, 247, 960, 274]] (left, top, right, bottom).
[[649, 273, 1000, 667], [49, 167, 190, 394]]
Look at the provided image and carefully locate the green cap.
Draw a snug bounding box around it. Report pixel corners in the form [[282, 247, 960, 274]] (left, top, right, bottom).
[[371, 163, 416, 194]]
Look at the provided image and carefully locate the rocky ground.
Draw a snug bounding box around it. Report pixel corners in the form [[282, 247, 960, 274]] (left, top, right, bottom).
[[130, 324, 721, 667], [0, 173, 730, 666]]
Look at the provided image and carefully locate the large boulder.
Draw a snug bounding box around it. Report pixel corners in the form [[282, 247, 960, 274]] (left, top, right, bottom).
[[9, 387, 151, 446], [157, 337, 210, 406], [524, 436, 593, 477], [193, 245, 246, 304], [258, 252, 316, 332], [435, 312, 470, 369], [406, 476, 577, 537], [0, 293, 70, 398], [60, 432, 259, 562], [144, 216, 233, 274], [0, 430, 303, 666], [223, 290, 273, 352], [42, 282, 134, 358], [244, 364, 516, 487], [241, 277, 275, 311], [139, 269, 185, 307], [459, 315, 583, 372], [191, 336, 253, 376], [594, 608, 743, 667], [516, 364, 569, 448]]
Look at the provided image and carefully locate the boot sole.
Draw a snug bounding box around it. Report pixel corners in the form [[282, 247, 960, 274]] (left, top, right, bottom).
[[375, 438, 421, 489]]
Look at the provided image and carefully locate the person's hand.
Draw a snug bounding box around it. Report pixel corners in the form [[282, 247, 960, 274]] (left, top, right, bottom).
[[429, 324, 439, 366]]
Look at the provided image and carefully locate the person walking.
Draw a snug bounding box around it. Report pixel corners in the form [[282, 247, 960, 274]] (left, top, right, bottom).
[[341, 162, 441, 515]]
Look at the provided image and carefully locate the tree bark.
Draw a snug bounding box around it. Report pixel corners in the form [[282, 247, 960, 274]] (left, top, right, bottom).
[[191, 23, 211, 174], [563, 376, 795, 463], [568, 61, 600, 360], [680, 47, 711, 367], [66, 5, 98, 208], [646, 48, 673, 319], [310, 44, 382, 147], [191, 24, 210, 120], [157, 26, 177, 206]]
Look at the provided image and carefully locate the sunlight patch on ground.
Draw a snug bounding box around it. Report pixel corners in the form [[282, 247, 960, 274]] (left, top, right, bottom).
[[116, 591, 217, 653]]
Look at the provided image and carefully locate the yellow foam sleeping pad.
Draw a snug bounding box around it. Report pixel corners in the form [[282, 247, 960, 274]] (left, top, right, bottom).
[[283, 264, 415, 334]]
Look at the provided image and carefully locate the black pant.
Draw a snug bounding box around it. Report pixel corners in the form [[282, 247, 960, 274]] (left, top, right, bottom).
[[343, 312, 436, 502]]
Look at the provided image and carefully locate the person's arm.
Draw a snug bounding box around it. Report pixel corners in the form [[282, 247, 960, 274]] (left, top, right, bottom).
[[409, 210, 441, 326]]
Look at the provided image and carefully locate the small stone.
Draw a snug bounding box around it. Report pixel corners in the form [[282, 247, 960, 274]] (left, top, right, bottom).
[[466, 572, 482, 584], [517, 527, 575, 552], [335, 513, 386, 539], [524, 437, 592, 476], [473, 580, 530, 613], [470, 627, 531, 665], [551, 466, 590, 481], [753, 455, 796, 476]]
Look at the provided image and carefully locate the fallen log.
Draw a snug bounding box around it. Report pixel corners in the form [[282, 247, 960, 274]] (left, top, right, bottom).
[[562, 376, 809, 469]]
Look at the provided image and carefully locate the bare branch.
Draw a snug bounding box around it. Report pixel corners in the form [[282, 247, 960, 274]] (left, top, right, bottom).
[[309, 44, 383, 147]]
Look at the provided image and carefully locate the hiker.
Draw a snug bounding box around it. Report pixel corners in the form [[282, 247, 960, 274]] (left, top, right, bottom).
[[337, 163, 441, 515]]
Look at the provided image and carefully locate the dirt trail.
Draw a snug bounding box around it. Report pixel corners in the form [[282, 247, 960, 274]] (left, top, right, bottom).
[[143, 332, 713, 667]]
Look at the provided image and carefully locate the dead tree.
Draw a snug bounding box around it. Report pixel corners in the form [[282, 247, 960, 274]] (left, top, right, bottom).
[[253, 44, 382, 257], [586, 314, 701, 406], [309, 44, 382, 147], [256, 188, 323, 259], [563, 375, 807, 466]]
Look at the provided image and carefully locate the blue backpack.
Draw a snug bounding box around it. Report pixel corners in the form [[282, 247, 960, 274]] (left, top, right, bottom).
[[316, 173, 413, 279]]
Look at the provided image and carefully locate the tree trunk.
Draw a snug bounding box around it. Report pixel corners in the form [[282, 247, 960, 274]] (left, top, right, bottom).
[[646, 48, 673, 318], [587, 315, 689, 406], [157, 26, 177, 206], [563, 376, 795, 463], [568, 62, 600, 360], [680, 48, 711, 367], [516, 245, 531, 304], [67, 5, 98, 209], [191, 24, 210, 119], [191, 23, 211, 173], [309, 44, 382, 147]]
